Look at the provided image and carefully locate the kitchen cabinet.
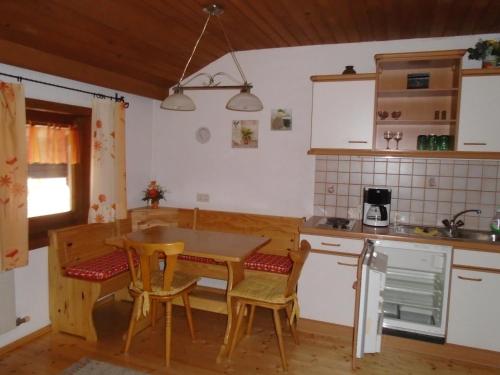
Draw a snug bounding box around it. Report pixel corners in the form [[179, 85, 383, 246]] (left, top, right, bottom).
[[447, 249, 500, 352], [374, 50, 463, 151], [458, 74, 500, 152], [298, 234, 364, 327], [310, 78, 375, 150]]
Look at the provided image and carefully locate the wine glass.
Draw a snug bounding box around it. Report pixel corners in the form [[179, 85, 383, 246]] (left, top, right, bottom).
[[383, 130, 393, 150], [394, 131, 403, 150]]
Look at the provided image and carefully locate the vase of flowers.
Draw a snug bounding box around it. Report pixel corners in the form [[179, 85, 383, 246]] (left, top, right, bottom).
[[467, 39, 500, 68], [142, 180, 165, 209]]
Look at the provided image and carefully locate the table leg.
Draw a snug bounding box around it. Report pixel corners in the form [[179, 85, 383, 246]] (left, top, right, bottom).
[[217, 260, 245, 362]]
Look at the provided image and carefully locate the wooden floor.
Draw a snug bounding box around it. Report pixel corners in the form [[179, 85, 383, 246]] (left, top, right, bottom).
[[0, 300, 498, 374]]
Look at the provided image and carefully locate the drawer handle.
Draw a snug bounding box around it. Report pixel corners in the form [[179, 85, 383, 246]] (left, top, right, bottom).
[[458, 275, 482, 282], [463, 142, 487, 146], [338, 261, 357, 267], [321, 242, 341, 247], [348, 140, 368, 144]]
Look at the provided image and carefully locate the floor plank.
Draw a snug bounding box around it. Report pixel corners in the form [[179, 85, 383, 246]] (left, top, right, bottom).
[[0, 300, 498, 374]]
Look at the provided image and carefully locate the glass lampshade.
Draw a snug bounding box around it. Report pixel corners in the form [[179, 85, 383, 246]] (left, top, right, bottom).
[[226, 89, 263, 112], [160, 87, 196, 111]]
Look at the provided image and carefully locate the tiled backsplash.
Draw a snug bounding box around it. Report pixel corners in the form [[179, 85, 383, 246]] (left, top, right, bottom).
[[314, 155, 500, 231]]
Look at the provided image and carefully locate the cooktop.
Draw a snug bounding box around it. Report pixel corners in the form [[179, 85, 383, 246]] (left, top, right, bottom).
[[316, 217, 356, 231]]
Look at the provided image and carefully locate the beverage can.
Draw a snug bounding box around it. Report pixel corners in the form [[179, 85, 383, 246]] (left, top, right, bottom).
[[428, 134, 438, 151], [417, 135, 428, 150]]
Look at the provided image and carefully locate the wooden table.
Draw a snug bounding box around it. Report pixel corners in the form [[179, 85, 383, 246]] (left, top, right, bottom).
[[109, 226, 270, 360]]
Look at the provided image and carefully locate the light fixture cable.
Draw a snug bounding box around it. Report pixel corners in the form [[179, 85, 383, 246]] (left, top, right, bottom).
[[177, 12, 212, 86]]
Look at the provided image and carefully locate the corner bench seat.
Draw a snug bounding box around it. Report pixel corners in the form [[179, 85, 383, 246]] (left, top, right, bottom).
[[178, 252, 293, 275], [65, 250, 139, 281]]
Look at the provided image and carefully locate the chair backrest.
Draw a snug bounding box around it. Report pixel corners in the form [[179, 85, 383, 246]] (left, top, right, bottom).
[[124, 239, 184, 292], [284, 240, 311, 298]]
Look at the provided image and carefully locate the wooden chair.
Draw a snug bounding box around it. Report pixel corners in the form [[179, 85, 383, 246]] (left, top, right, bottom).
[[227, 240, 311, 370], [123, 239, 199, 367]]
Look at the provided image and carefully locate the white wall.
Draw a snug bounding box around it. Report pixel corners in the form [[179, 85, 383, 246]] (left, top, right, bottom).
[[152, 33, 500, 217], [0, 63, 155, 347]]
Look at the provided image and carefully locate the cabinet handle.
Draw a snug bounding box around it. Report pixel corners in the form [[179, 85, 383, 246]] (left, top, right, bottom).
[[321, 242, 341, 247], [348, 140, 368, 144], [458, 275, 482, 282], [337, 261, 357, 267], [463, 142, 487, 146]]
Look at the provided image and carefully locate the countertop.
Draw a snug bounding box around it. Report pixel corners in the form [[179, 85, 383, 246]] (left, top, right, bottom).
[[300, 216, 500, 253]]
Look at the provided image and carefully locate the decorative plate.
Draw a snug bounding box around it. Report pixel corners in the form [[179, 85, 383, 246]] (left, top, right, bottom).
[[195, 127, 211, 144]]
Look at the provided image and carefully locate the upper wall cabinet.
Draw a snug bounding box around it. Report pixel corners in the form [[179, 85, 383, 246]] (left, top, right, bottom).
[[458, 73, 500, 152], [310, 76, 375, 150], [374, 50, 464, 151]]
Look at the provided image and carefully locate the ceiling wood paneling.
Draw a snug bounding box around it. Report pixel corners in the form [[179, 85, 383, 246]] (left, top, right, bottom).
[[0, 0, 499, 100]]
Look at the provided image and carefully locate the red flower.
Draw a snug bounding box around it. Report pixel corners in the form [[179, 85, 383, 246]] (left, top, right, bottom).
[[93, 140, 102, 151], [5, 249, 18, 258], [95, 214, 105, 223], [0, 174, 12, 187], [5, 157, 17, 165], [98, 194, 106, 203], [96, 120, 102, 129]]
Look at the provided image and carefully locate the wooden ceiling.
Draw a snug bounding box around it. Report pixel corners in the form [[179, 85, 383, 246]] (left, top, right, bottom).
[[1, 0, 499, 100]]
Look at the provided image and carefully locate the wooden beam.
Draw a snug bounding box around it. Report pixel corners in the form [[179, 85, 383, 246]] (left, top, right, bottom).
[[0, 39, 168, 100]]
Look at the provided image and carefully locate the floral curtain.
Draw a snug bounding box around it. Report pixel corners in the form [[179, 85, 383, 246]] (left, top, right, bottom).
[[88, 99, 127, 223], [0, 82, 28, 271], [27, 125, 80, 164]]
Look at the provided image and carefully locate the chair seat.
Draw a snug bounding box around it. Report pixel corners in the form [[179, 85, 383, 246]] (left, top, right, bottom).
[[131, 271, 199, 297], [228, 275, 291, 304], [244, 253, 292, 274], [65, 250, 138, 281]]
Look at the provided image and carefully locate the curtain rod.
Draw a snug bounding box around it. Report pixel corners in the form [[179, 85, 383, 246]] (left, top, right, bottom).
[[0, 72, 129, 108]]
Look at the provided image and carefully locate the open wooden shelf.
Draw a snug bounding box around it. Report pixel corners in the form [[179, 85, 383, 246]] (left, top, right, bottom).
[[308, 148, 500, 159], [376, 120, 456, 125], [378, 88, 458, 98]]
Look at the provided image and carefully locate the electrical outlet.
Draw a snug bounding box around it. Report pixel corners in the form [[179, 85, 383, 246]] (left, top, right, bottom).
[[196, 193, 210, 202]]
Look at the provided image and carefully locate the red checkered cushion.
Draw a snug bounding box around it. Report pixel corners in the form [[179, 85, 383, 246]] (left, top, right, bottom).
[[65, 250, 138, 281], [178, 254, 225, 265], [244, 253, 292, 275]]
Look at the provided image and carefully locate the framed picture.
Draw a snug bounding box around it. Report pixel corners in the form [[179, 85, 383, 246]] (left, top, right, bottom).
[[232, 120, 258, 148], [271, 108, 292, 130]]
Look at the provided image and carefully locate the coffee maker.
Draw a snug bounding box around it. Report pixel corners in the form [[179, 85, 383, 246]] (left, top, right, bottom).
[[363, 187, 391, 227]]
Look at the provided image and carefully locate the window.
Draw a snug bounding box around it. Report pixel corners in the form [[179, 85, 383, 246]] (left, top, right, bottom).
[[26, 99, 91, 249]]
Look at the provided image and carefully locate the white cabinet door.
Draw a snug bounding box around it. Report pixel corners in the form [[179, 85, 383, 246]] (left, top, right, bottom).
[[298, 252, 358, 327], [458, 75, 500, 152], [311, 80, 375, 149], [447, 269, 500, 352]]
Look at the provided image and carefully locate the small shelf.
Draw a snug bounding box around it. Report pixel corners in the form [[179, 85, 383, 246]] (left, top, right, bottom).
[[377, 88, 459, 98], [376, 120, 456, 125], [308, 148, 500, 159]]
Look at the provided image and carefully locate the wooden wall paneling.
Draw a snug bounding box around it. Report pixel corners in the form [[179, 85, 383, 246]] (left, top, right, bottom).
[[0, 40, 167, 99]]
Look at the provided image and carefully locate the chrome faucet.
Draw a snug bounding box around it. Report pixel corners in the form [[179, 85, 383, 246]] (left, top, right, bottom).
[[442, 209, 481, 236]]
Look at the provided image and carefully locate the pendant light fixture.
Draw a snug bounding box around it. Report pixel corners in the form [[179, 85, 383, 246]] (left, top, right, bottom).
[[160, 4, 263, 112]]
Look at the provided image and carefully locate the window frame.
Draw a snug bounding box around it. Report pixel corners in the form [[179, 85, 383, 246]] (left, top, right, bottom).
[[26, 98, 91, 249]]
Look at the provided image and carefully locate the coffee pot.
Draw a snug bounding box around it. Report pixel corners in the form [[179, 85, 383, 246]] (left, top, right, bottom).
[[363, 187, 391, 227]]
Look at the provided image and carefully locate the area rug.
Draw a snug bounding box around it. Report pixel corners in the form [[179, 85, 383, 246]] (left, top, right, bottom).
[[60, 358, 148, 375]]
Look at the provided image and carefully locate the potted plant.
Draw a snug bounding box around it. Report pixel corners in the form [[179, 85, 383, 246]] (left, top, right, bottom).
[[467, 39, 500, 68], [142, 180, 165, 208], [240, 127, 253, 144]]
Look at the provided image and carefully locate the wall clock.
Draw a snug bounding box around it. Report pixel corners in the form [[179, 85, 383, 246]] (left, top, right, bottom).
[[195, 127, 211, 144]]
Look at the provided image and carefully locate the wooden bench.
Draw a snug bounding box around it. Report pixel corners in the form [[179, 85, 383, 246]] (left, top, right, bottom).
[[48, 219, 131, 342], [131, 207, 303, 313]]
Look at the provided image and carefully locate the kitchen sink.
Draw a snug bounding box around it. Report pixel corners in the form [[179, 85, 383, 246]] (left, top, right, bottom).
[[390, 224, 500, 243], [451, 229, 500, 242]]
